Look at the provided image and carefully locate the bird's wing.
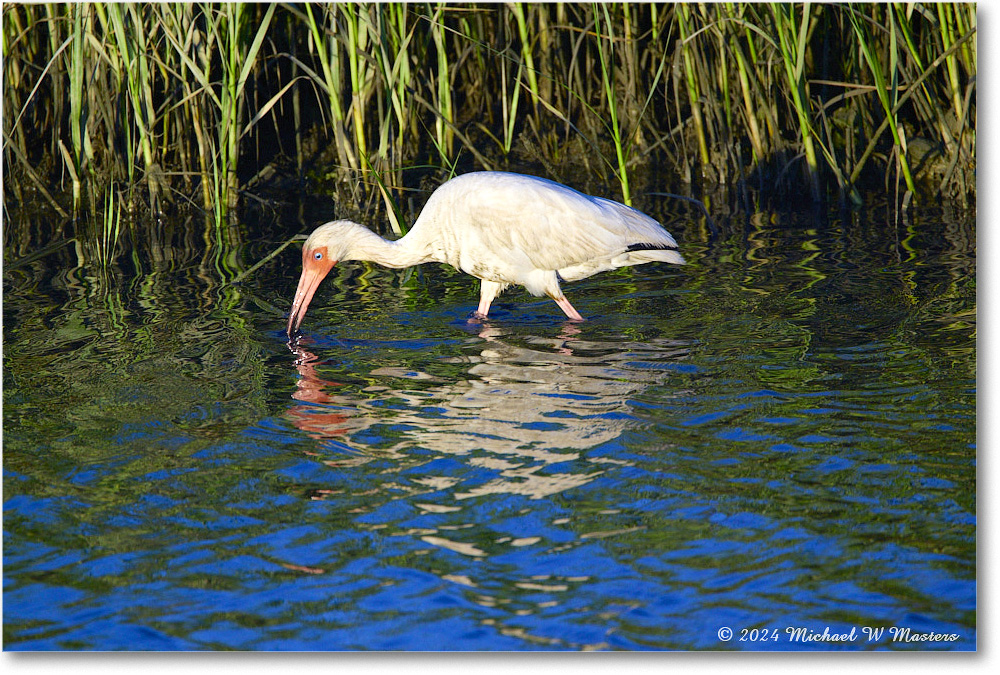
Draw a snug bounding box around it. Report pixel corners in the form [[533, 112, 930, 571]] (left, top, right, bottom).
[[463, 175, 677, 272]]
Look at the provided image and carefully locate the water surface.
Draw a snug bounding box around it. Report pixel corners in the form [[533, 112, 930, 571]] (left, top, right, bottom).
[[3, 197, 976, 650]]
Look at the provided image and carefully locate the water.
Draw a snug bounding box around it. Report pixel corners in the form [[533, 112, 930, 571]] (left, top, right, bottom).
[[2, 196, 976, 650]]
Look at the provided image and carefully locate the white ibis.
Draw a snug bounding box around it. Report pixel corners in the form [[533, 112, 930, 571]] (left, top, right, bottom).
[[287, 171, 685, 336]]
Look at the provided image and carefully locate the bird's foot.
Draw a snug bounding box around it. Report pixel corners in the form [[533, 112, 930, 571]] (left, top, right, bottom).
[[286, 330, 312, 350]]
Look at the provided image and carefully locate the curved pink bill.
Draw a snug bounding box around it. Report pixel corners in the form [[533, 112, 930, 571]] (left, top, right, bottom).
[[287, 248, 336, 337]]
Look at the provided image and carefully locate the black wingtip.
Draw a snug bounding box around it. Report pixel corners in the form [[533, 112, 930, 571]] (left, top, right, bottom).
[[626, 242, 679, 252]]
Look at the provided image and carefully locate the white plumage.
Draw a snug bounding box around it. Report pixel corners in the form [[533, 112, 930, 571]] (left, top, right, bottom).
[[287, 171, 685, 335]]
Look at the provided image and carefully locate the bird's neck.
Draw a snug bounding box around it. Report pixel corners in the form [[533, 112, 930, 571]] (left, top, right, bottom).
[[342, 225, 435, 269]]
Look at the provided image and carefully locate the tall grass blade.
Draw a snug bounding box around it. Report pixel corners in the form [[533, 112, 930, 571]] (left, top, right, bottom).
[[594, 3, 630, 204]]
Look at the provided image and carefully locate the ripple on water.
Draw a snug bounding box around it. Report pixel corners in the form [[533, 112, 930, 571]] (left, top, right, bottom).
[[2, 207, 976, 650]]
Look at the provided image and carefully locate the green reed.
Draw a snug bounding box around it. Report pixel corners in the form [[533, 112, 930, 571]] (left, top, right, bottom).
[[769, 3, 822, 201], [848, 5, 916, 198], [106, 3, 162, 206], [511, 2, 540, 108], [594, 3, 630, 204], [2, 2, 978, 269], [676, 4, 710, 180], [300, 4, 353, 170], [370, 4, 415, 174], [429, 3, 455, 165], [97, 183, 122, 273], [67, 4, 87, 182]]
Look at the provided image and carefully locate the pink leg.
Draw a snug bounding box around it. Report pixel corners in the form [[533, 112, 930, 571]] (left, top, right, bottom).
[[476, 281, 506, 318], [552, 295, 584, 321]]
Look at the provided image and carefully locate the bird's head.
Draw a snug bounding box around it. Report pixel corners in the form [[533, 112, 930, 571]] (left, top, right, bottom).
[[286, 220, 361, 337]]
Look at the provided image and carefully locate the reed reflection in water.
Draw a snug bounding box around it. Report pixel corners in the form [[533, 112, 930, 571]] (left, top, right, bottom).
[[2, 194, 975, 650]]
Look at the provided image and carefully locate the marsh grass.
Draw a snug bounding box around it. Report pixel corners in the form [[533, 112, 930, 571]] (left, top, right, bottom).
[[3, 2, 977, 271], [97, 182, 121, 273]]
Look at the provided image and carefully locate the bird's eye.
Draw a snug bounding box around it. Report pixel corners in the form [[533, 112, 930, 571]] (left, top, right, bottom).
[[314, 252, 323, 260]]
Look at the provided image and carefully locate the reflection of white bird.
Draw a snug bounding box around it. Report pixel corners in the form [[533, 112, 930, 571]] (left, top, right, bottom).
[[287, 171, 685, 336]]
